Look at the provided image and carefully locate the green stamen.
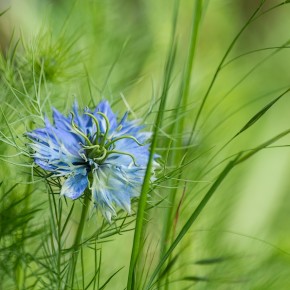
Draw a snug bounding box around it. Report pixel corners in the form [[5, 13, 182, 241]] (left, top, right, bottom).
[[84, 112, 101, 143], [106, 150, 138, 166], [82, 144, 100, 150], [71, 112, 139, 166], [93, 148, 107, 162], [70, 113, 93, 146], [97, 112, 110, 146], [105, 135, 145, 149], [84, 143, 107, 162]]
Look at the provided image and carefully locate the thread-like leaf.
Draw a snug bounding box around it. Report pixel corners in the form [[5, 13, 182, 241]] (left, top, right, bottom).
[[99, 267, 124, 290], [146, 155, 240, 289], [233, 88, 290, 138], [0, 7, 10, 17], [126, 3, 178, 289], [126, 43, 176, 290]]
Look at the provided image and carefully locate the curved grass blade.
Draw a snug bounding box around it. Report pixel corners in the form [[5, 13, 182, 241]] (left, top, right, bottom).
[[189, 0, 266, 140], [99, 267, 124, 290], [222, 45, 290, 69], [235, 128, 290, 165], [126, 3, 178, 289], [233, 88, 290, 139], [0, 7, 10, 17], [126, 43, 177, 290], [145, 154, 240, 289], [159, 1, 203, 288]]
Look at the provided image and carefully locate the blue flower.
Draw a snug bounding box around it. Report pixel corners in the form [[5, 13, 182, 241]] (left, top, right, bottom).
[[26, 100, 158, 221]]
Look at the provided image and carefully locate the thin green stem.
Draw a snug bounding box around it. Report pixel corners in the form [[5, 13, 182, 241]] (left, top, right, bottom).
[[189, 0, 266, 142], [106, 150, 138, 166], [105, 135, 144, 149], [159, 1, 202, 289], [235, 128, 290, 165], [68, 190, 91, 289], [97, 112, 110, 147], [146, 155, 240, 289], [15, 120, 34, 290], [73, 191, 90, 250], [126, 17, 177, 290], [84, 112, 101, 142], [182, 0, 202, 107]]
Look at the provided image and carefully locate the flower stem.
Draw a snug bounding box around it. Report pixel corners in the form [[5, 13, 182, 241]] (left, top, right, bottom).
[[73, 190, 90, 250], [69, 189, 91, 288], [126, 7, 177, 287]]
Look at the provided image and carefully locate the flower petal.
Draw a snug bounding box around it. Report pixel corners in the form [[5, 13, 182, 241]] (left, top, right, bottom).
[[72, 101, 94, 135], [60, 173, 88, 199], [52, 108, 71, 131], [91, 164, 145, 221]]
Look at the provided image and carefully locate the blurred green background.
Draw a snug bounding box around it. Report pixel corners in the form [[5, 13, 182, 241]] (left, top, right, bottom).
[[1, 0, 290, 289]]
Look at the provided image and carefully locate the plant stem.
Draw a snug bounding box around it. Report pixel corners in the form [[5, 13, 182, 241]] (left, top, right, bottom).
[[126, 14, 177, 289], [189, 0, 266, 141], [146, 156, 239, 289], [69, 189, 91, 288], [74, 190, 90, 250]]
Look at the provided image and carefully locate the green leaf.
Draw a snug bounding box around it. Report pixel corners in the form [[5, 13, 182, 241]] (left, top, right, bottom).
[[126, 4, 178, 290], [99, 267, 124, 290], [233, 88, 290, 138], [146, 154, 240, 289], [0, 7, 10, 17], [195, 256, 231, 265]]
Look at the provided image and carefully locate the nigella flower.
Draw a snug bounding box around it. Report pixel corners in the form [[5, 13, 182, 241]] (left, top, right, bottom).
[[26, 100, 158, 221]]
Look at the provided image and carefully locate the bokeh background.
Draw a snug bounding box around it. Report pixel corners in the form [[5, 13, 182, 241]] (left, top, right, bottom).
[[1, 0, 290, 289]]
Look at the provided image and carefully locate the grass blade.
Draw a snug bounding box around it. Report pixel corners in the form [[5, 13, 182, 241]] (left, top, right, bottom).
[[146, 155, 240, 289], [0, 7, 10, 17], [233, 88, 290, 138], [99, 267, 124, 290], [126, 21, 177, 290], [190, 0, 266, 140]]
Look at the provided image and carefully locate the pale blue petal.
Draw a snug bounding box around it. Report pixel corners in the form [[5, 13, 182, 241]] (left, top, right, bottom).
[[91, 164, 146, 221], [60, 173, 88, 199], [52, 108, 71, 131]]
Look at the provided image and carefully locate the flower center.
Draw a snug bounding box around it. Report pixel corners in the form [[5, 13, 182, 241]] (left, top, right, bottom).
[[71, 110, 145, 166], [86, 145, 107, 163]]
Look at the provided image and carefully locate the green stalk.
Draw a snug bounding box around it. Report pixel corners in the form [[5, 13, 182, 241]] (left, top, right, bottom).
[[73, 191, 90, 251], [162, 0, 202, 250], [182, 0, 202, 106], [159, 1, 202, 288], [147, 126, 290, 288], [189, 0, 266, 141], [69, 189, 91, 288], [15, 120, 33, 290], [126, 114, 161, 289], [146, 155, 240, 289], [126, 17, 177, 290]]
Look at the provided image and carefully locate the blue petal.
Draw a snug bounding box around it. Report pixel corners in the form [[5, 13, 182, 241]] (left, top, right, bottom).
[[91, 164, 145, 221], [34, 159, 56, 171], [72, 102, 93, 136], [60, 173, 88, 199], [29, 120, 89, 176], [27, 114, 87, 176], [106, 137, 151, 167], [52, 108, 71, 131]]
